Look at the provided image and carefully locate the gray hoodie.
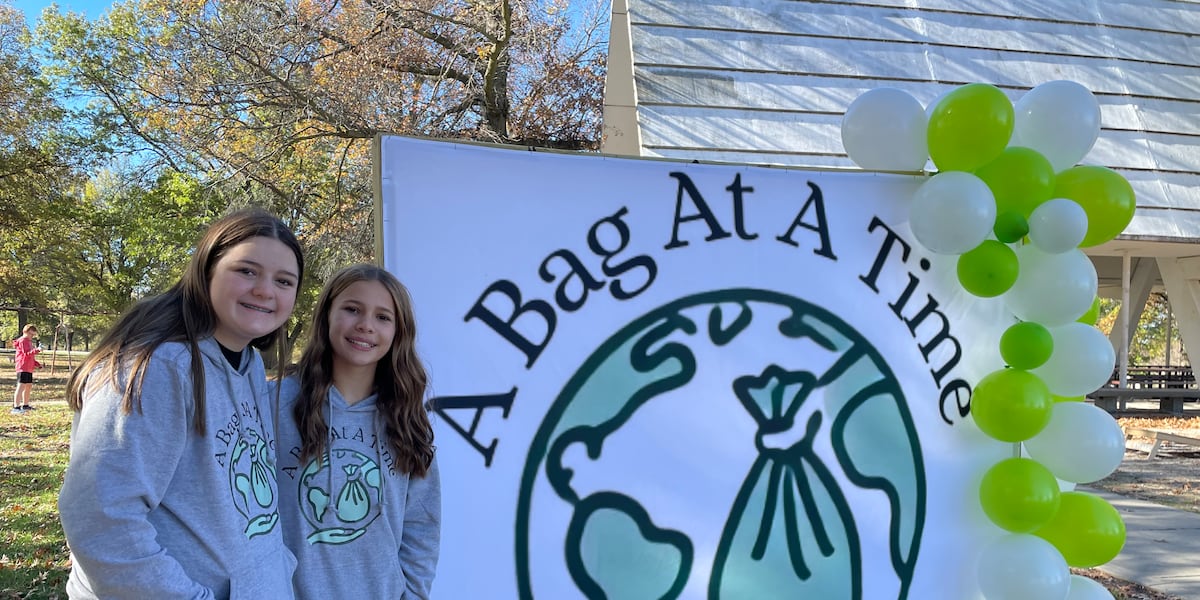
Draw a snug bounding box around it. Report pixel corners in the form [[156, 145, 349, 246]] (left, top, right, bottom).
[[58, 337, 297, 599], [272, 375, 441, 600]]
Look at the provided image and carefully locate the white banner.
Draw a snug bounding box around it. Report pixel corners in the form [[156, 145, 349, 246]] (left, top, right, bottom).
[[378, 135, 1013, 599]]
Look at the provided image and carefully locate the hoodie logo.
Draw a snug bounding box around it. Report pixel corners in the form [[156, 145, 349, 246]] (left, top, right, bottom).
[[297, 448, 384, 544], [225, 425, 280, 538]]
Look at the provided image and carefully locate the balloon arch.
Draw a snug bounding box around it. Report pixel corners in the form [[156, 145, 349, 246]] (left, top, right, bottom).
[[841, 81, 1130, 600]]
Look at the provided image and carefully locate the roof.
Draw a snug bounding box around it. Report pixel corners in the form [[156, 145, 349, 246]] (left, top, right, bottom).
[[602, 0, 1200, 245]]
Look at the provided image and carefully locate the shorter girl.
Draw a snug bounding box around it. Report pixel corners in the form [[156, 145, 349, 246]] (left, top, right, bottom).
[[274, 264, 440, 599], [59, 208, 302, 599], [11, 324, 42, 413]]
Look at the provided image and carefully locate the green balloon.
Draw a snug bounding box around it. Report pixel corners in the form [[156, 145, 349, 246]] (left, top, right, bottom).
[[975, 147, 1056, 217], [1077, 296, 1101, 325], [1052, 394, 1085, 403], [1054, 166, 1136, 247], [957, 240, 1019, 297], [1035, 491, 1126, 568], [999, 321, 1054, 369], [993, 211, 1029, 243], [928, 83, 1014, 172], [970, 368, 1052, 442], [979, 458, 1061, 533]]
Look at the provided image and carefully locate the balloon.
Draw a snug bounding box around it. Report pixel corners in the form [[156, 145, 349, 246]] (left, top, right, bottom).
[[841, 88, 930, 171], [1035, 491, 1125, 567], [958, 240, 1019, 297], [909, 171, 997, 254], [1012, 81, 1102, 172], [975, 147, 1056, 218], [1066, 574, 1114, 600], [1077, 296, 1101, 325], [1005, 245, 1097, 325], [1053, 394, 1085, 403], [971, 368, 1052, 442], [979, 458, 1062, 532], [977, 534, 1071, 600], [1054, 166, 1136, 247], [993, 211, 1030, 243], [1000, 321, 1053, 369], [1029, 198, 1089, 254], [1024, 402, 1125, 483], [1033, 322, 1117, 397], [928, 83, 1015, 172]]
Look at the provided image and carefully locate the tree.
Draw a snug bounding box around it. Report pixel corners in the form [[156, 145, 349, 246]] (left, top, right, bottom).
[[0, 2, 92, 326], [36, 0, 608, 263]]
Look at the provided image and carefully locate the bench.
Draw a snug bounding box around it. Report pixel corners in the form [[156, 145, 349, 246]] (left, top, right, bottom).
[[1125, 427, 1200, 459], [1088, 387, 1200, 415]]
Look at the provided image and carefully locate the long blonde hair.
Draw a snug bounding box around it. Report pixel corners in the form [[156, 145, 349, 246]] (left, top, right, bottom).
[[293, 264, 435, 477], [67, 209, 304, 434]]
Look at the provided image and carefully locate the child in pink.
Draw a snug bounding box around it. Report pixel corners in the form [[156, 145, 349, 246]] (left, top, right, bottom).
[[12, 324, 42, 414]]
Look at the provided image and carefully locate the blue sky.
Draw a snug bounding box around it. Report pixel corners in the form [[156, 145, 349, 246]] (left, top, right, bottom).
[[12, 0, 112, 26]]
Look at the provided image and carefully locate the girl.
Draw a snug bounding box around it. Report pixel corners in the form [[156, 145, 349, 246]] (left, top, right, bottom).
[[274, 264, 439, 599], [58, 208, 303, 599], [11, 324, 42, 413]]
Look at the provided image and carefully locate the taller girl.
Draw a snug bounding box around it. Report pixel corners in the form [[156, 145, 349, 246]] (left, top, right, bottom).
[[59, 209, 303, 599]]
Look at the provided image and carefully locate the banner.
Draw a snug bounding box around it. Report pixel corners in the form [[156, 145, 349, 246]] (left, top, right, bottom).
[[377, 135, 1012, 599]]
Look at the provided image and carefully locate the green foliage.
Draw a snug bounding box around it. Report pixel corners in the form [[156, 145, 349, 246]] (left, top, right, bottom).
[[1096, 294, 1188, 366]]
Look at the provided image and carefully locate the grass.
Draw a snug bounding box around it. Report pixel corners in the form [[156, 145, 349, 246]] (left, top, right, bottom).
[[0, 362, 71, 600]]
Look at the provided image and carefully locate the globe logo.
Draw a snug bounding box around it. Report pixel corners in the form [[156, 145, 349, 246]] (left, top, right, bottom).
[[516, 289, 926, 599], [227, 427, 280, 538], [297, 448, 383, 545]]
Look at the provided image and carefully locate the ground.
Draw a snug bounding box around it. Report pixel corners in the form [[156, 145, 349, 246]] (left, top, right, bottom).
[[1083, 412, 1200, 600]]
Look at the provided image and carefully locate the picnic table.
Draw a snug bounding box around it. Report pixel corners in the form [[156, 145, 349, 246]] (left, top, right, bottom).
[[1125, 427, 1200, 459], [1089, 365, 1198, 415], [1090, 387, 1200, 415]]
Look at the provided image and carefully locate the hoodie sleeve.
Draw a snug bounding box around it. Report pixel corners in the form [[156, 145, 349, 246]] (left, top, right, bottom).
[[58, 351, 214, 600], [400, 455, 442, 600]]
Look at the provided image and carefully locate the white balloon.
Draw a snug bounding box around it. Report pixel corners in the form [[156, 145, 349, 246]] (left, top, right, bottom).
[[1033, 323, 1117, 396], [841, 88, 929, 171], [910, 172, 997, 254], [978, 534, 1071, 600], [1005, 246, 1098, 325], [1013, 81, 1102, 172], [1025, 402, 1125, 483], [926, 89, 950, 120], [1029, 198, 1089, 254], [1066, 574, 1114, 599]]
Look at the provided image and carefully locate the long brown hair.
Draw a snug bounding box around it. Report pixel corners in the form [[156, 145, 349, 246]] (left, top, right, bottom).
[[66, 208, 304, 434], [293, 264, 435, 478]]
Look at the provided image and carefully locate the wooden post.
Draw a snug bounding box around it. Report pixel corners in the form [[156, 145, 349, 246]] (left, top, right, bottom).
[[49, 316, 60, 376], [1120, 252, 1131, 409]]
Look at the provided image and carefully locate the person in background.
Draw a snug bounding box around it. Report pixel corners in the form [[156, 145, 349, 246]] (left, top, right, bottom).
[[58, 208, 303, 599], [11, 324, 43, 414], [273, 264, 440, 600]]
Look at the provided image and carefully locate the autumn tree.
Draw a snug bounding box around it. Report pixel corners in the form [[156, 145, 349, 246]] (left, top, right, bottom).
[[37, 0, 609, 275]]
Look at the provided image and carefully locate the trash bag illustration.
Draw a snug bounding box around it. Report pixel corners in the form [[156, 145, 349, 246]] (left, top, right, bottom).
[[228, 431, 280, 539], [336, 464, 371, 523], [710, 369, 859, 599]]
